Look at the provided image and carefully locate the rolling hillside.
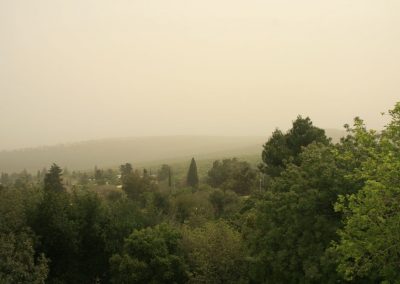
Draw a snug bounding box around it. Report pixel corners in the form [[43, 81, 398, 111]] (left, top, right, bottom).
[[0, 129, 345, 173]]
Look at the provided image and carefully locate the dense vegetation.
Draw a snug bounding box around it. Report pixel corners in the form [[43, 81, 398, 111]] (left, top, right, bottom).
[[1, 103, 399, 283]]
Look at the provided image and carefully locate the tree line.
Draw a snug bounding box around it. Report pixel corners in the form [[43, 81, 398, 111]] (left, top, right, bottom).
[[1, 102, 400, 283]]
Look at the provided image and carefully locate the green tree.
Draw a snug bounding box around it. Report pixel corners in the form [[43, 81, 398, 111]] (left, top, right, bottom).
[[259, 129, 291, 177], [171, 190, 213, 226], [286, 116, 329, 158], [102, 197, 146, 255], [332, 103, 400, 282], [119, 163, 133, 182], [247, 143, 344, 283], [182, 220, 248, 283], [209, 189, 240, 218], [44, 163, 64, 192], [0, 186, 48, 284], [260, 116, 329, 177], [0, 232, 48, 284], [30, 189, 79, 283], [207, 158, 256, 195], [187, 158, 199, 188], [71, 190, 110, 282], [110, 223, 189, 284], [142, 190, 171, 224], [120, 163, 150, 201]]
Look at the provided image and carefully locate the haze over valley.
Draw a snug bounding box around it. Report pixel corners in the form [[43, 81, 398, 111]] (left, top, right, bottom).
[[1, 0, 399, 151], [1, 1, 400, 283]]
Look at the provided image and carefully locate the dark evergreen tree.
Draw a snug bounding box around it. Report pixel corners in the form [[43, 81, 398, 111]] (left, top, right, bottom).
[[186, 158, 199, 188], [72, 191, 110, 282], [119, 163, 133, 183], [286, 116, 329, 158], [30, 188, 78, 283], [260, 116, 329, 177], [44, 163, 64, 192], [247, 144, 345, 283]]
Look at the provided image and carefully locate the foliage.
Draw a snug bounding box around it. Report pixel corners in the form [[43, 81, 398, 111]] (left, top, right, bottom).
[[0, 232, 48, 284], [110, 223, 189, 284], [246, 143, 344, 283], [332, 103, 400, 282], [30, 189, 79, 283], [102, 197, 146, 255], [182, 220, 248, 284], [187, 158, 199, 188], [170, 190, 214, 226], [121, 170, 143, 200], [31, 176, 113, 282], [141, 190, 171, 225], [260, 116, 329, 177], [0, 187, 48, 283], [207, 158, 257, 195], [44, 164, 64, 192], [70, 190, 110, 282], [209, 189, 240, 218], [120, 163, 156, 202], [120, 163, 133, 181], [2, 104, 400, 284]]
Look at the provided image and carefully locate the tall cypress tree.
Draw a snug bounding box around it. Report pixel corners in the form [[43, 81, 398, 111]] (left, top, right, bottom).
[[186, 158, 199, 188]]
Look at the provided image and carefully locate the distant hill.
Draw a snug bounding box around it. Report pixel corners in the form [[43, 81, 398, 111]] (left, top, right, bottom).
[[0, 136, 265, 173], [0, 130, 346, 173]]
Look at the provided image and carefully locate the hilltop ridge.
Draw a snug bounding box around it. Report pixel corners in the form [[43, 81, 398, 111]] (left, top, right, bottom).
[[0, 130, 345, 173]]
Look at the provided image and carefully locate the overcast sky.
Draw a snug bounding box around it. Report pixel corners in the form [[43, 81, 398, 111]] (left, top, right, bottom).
[[0, 0, 399, 150]]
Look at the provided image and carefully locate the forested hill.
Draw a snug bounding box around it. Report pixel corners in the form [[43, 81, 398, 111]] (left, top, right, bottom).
[[0, 130, 344, 173]]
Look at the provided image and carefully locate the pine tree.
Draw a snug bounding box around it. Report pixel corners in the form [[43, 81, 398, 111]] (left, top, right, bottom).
[[186, 158, 199, 188], [44, 163, 64, 192]]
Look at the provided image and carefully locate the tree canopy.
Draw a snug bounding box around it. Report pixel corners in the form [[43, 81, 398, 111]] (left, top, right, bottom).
[[110, 223, 189, 284], [332, 103, 400, 282], [2, 103, 400, 283], [186, 158, 199, 188], [260, 116, 329, 177], [207, 158, 256, 195], [44, 163, 64, 192]]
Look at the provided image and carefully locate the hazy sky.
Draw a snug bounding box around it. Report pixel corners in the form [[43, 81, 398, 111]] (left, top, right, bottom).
[[1, 0, 399, 150]]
